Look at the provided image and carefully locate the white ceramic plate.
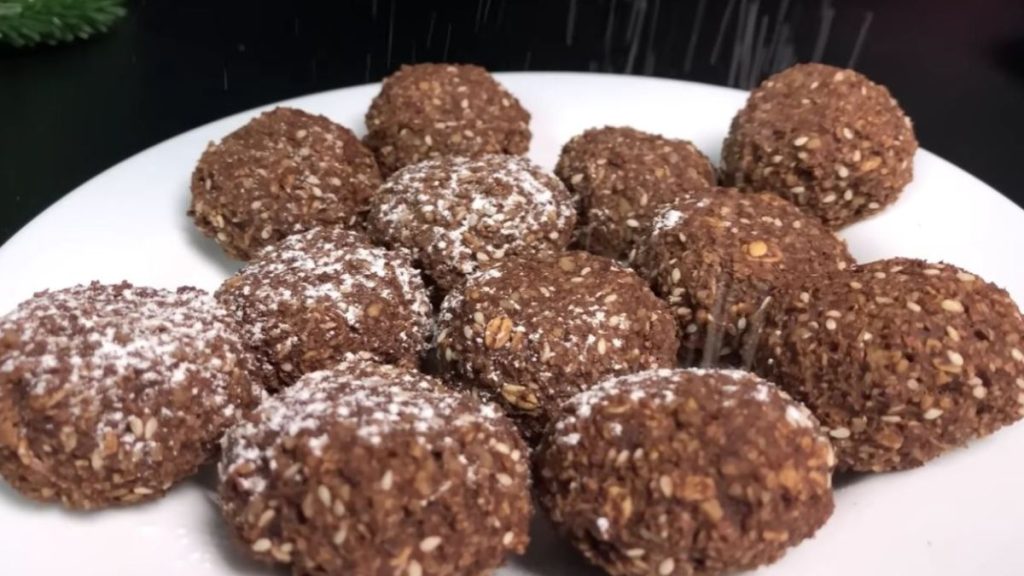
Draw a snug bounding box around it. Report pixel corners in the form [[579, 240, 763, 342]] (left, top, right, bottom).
[[1, 73, 1022, 576]]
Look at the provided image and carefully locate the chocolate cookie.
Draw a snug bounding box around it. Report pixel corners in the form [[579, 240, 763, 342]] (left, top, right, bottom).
[[219, 360, 532, 576], [0, 282, 263, 509], [633, 187, 853, 365], [436, 251, 679, 443], [555, 126, 716, 260], [216, 227, 432, 390], [364, 63, 531, 175], [722, 63, 917, 228], [756, 258, 1024, 471], [537, 368, 835, 576], [367, 155, 575, 294], [190, 107, 382, 260]]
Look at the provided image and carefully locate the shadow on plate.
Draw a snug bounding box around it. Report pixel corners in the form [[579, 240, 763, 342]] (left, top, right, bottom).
[[0, 481, 51, 512], [183, 218, 243, 278], [508, 513, 603, 576], [832, 470, 874, 490]]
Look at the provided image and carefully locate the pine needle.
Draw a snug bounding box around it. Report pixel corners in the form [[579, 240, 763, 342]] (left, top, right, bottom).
[[0, 0, 126, 48]]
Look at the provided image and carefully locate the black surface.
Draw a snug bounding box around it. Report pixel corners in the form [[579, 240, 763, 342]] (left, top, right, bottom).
[[2, 0, 1022, 245]]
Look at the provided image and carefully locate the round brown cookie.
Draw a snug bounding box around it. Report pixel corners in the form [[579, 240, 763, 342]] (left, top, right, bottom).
[[536, 368, 835, 576], [367, 155, 576, 294], [190, 107, 382, 260], [555, 126, 716, 260], [364, 63, 531, 176], [0, 282, 263, 509], [633, 187, 853, 366], [755, 258, 1024, 472], [219, 360, 532, 576], [722, 63, 917, 229], [216, 226, 432, 390], [436, 251, 679, 443]]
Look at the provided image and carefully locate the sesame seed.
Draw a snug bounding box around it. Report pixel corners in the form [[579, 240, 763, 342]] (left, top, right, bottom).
[[822, 193, 837, 204], [625, 219, 641, 228], [128, 416, 144, 437], [380, 470, 394, 490], [671, 268, 681, 283], [570, 173, 584, 184], [747, 240, 769, 257], [597, 339, 608, 355], [947, 350, 964, 366], [941, 299, 965, 313], [842, 127, 854, 139], [906, 301, 922, 312], [626, 549, 646, 558], [333, 526, 348, 545], [459, 98, 469, 108], [825, 309, 842, 318], [835, 164, 850, 178], [906, 379, 920, 391], [1016, 378, 1024, 389], [496, 473, 513, 486], [771, 155, 783, 164], [295, 129, 307, 139], [946, 326, 961, 341], [317, 485, 332, 507], [658, 475, 674, 497], [923, 408, 944, 420], [133, 486, 154, 495], [867, 202, 881, 210], [463, 326, 474, 339], [849, 281, 863, 289], [252, 538, 273, 553], [604, 294, 618, 303], [1012, 348, 1024, 362], [973, 386, 988, 399], [793, 136, 809, 147], [833, 71, 846, 81], [144, 418, 158, 440], [258, 509, 276, 527], [659, 558, 676, 575], [843, 189, 854, 201], [880, 415, 902, 423], [419, 536, 443, 553], [810, 81, 820, 89], [789, 186, 806, 194], [825, 318, 837, 331], [829, 427, 851, 439]]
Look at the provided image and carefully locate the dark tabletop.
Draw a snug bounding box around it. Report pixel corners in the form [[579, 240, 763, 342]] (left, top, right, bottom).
[[2, 0, 1022, 245]]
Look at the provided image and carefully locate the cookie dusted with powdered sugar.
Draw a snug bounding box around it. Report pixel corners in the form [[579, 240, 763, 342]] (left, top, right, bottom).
[[555, 126, 716, 260], [633, 187, 853, 366], [190, 107, 382, 260], [216, 227, 431, 390], [219, 360, 532, 576], [436, 251, 679, 443], [367, 155, 575, 294], [537, 368, 835, 576], [755, 258, 1024, 472], [364, 64, 531, 176], [0, 282, 263, 509]]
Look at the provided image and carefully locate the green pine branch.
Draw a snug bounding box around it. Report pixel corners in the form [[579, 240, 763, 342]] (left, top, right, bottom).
[[0, 0, 126, 47]]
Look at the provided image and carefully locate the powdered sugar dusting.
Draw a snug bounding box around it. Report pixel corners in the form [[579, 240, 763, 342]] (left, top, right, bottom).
[[369, 155, 575, 288], [555, 367, 815, 444], [217, 226, 432, 385], [220, 362, 507, 493], [0, 282, 260, 466]]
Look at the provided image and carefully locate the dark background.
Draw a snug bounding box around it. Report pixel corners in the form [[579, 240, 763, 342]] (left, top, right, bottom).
[[2, 0, 1023, 245]]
